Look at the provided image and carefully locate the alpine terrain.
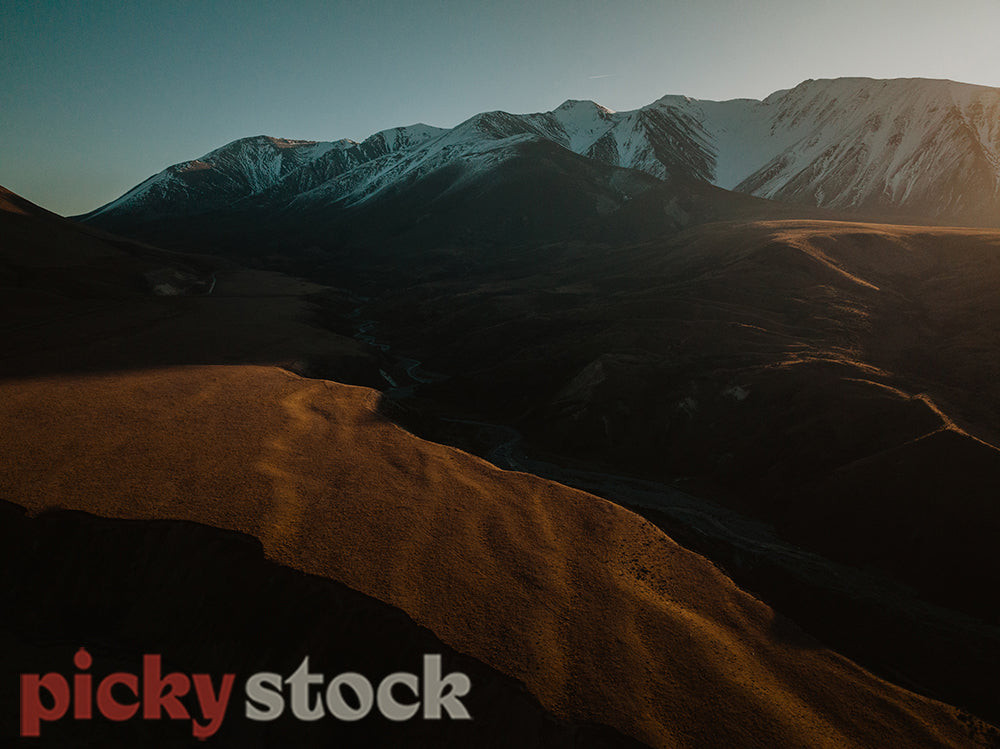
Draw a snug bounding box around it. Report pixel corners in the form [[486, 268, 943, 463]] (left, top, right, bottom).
[[4, 75, 1000, 748], [82, 76, 1000, 238]]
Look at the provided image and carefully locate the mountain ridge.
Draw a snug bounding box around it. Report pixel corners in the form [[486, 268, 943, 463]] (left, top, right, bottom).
[[81, 76, 1000, 230]]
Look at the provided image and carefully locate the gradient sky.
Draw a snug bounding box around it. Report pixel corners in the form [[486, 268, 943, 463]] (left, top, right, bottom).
[[3, 0, 999, 216]]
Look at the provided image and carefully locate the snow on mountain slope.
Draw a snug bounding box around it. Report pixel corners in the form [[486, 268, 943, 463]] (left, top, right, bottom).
[[583, 104, 716, 182], [566, 78, 1000, 222], [505, 99, 618, 154], [286, 113, 552, 209], [86, 135, 350, 219], [279, 110, 630, 211], [253, 123, 449, 202], [654, 78, 1000, 221], [83, 77, 1000, 227], [646, 95, 785, 189]]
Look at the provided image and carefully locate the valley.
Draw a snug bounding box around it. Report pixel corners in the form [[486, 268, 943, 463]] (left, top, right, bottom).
[[336, 258, 1000, 727]]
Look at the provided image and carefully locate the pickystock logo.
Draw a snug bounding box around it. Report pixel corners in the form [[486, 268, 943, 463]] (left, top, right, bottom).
[[20, 648, 472, 738]]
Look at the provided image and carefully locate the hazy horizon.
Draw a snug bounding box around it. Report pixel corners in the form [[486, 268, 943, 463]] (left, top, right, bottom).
[[3, 0, 999, 216]]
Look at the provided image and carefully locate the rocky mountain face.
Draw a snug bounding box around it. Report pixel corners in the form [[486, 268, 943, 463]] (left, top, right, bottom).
[[696, 78, 1000, 222], [81, 77, 1000, 232]]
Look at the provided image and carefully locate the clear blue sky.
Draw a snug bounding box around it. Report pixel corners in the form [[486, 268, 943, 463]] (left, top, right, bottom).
[[3, 0, 999, 216]]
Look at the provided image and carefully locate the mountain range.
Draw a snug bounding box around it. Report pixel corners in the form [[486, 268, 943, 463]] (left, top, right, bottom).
[[6, 74, 1000, 746], [82, 77, 1000, 237], [68, 77, 1000, 630]]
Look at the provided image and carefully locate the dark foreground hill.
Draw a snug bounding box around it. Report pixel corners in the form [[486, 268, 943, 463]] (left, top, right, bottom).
[[0, 500, 647, 748], [4, 365, 996, 748]]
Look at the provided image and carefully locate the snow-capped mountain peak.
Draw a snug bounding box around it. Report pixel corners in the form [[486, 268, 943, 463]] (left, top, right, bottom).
[[83, 77, 1000, 227], [88, 135, 348, 218]]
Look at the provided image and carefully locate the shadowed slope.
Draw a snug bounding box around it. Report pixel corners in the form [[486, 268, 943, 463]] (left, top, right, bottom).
[[0, 365, 993, 748], [369, 219, 1000, 619], [0, 185, 379, 384], [0, 501, 646, 748]]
